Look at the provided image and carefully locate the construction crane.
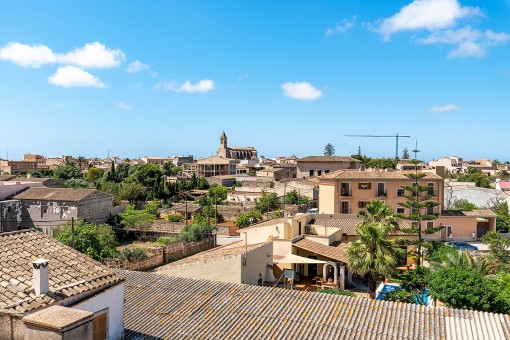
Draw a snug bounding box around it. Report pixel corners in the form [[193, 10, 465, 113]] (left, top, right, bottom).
[[344, 133, 411, 159]]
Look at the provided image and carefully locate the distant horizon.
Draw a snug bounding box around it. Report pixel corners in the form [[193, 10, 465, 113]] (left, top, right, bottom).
[[1, 1, 508, 162]]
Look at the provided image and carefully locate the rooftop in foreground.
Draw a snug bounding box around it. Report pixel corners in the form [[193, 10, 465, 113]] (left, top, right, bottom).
[[118, 269, 510, 340]]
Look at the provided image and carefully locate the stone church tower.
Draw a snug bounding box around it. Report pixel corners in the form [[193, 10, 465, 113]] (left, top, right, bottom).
[[217, 131, 229, 158]]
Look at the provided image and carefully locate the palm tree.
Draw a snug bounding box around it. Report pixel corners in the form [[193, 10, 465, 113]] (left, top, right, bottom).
[[346, 200, 405, 295], [358, 199, 399, 227], [346, 223, 404, 294]]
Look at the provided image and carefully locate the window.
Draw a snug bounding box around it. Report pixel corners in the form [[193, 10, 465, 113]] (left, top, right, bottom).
[[318, 170, 322, 176], [309, 170, 315, 177], [397, 188, 405, 197], [377, 183, 386, 197], [93, 310, 108, 340], [426, 221, 434, 230], [358, 182, 371, 190], [358, 201, 369, 209], [411, 221, 419, 229], [396, 207, 405, 214], [427, 182, 435, 196], [325, 170, 330, 174]]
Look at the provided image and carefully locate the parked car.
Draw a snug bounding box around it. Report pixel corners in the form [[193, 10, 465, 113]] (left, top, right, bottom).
[[447, 241, 478, 251]]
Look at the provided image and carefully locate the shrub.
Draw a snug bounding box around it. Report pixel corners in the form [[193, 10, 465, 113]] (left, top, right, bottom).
[[271, 209, 282, 219], [236, 210, 262, 228], [156, 236, 178, 245], [166, 214, 183, 222], [118, 247, 148, 262]]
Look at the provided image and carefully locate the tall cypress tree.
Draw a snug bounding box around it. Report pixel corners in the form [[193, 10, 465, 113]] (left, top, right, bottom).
[[398, 143, 442, 266]]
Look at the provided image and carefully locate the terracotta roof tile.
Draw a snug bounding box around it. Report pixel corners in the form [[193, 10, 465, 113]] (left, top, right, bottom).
[[12, 187, 113, 202], [118, 270, 510, 339], [320, 170, 442, 180], [293, 238, 349, 263], [0, 230, 123, 314], [298, 156, 361, 163], [309, 217, 415, 236]]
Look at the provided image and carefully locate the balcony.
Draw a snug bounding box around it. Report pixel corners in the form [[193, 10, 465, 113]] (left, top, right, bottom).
[[376, 190, 387, 197], [340, 189, 352, 197]]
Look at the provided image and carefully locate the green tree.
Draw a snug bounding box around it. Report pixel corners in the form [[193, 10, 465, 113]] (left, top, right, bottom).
[[255, 193, 280, 212], [358, 200, 399, 227], [198, 177, 209, 190], [427, 266, 509, 313], [323, 143, 335, 156], [54, 221, 118, 261], [119, 182, 146, 204], [209, 185, 228, 202], [457, 167, 490, 188], [482, 231, 510, 264], [84, 167, 103, 183], [52, 164, 83, 180], [65, 178, 88, 188], [180, 212, 214, 243], [162, 162, 182, 176], [98, 181, 121, 205], [398, 144, 440, 266], [132, 163, 163, 187], [345, 207, 404, 294], [119, 204, 157, 230], [448, 198, 478, 211], [402, 148, 410, 159], [236, 210, 262, 228], [76, 156, 88, 169], [493, 201, 510, 232], [285, 189, 309, 205]]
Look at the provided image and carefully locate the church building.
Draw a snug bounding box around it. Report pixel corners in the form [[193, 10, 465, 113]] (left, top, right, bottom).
[[216, 131, 257, 160]]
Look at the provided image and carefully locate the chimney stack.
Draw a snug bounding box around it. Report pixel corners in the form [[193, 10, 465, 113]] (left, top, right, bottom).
[[32, 259, 50, 295]]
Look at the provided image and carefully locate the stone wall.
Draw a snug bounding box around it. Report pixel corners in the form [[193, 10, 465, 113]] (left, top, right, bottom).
[[78, 191, 114, 224], [241, 179, 274, 188], [0, 200, 22, 232], [104, 238, 215, 271]]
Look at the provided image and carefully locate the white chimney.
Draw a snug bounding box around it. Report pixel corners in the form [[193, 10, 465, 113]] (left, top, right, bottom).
[[32, 259, 50, 295]]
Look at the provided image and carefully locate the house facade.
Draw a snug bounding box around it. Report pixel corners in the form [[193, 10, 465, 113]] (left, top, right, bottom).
[[296, 156, 361, 178], [0, 230, 124, 340], [197, 156, 237, 177], [12, 187, 114, 235]]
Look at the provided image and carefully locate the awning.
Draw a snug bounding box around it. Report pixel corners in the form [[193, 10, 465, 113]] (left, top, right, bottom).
[[275, 253, 328, 264]]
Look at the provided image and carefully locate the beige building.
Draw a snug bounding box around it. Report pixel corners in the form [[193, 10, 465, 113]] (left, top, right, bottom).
[[318, 169, 496, 241], [318, 169, 444, 215], [155, 241, 273, 285], [428, 156, 464, 174], [197, 156, 236, 177], [256, 167, 294, 181], [296, 156, 361, 178]]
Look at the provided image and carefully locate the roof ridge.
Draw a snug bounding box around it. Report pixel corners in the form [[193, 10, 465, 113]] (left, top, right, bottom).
[[0, 229, 35, 237]]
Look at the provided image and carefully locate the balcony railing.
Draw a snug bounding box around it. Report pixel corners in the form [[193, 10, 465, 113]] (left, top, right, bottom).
[[340, 208, 351, 214], [376, 190, 387, 197], [340, 189, 352, 197]]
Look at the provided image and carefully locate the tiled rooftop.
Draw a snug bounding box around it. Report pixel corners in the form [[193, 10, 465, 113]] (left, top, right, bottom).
[[119, 269, 510, 339], [310, 217, 415, 236], [155, 241, 267, 270], [12, 187, 112, 202], [320, 170, 442, 180], [241, 217, 289, 230], [298, 156, 360, 163], [0, 230, 123, 314], [293, 238, 349, 263]]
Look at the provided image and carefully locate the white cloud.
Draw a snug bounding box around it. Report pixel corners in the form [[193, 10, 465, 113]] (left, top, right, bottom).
[[418, 27, 510, 58], [126, 60, 149, 73], [0, 41, 125, 69], [326, 17, 356, 36], [48, 66, 105, 88], [117, 101, 132, 111], [378, 0, 480, 38], [58, 42, 125, 69], [428, 104, 462, 113], [0, 42, 56, 68], [157, 79, 215, 93], [281, 81, 323, 101]]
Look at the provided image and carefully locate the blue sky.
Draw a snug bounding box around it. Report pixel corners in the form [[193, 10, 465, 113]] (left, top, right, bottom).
[[0, 0, 509, 161]]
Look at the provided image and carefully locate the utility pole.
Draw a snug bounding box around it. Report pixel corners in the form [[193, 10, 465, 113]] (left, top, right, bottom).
[[298, 189, 301, 213], [283, 183, 287, 217], [71, 217, 75, 249], [185, 193, 188, 226]]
